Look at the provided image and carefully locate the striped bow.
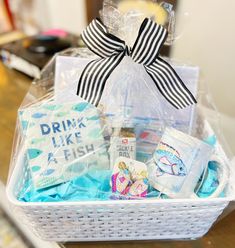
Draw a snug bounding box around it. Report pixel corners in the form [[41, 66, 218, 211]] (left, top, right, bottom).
[[77, 18, 196, 109]]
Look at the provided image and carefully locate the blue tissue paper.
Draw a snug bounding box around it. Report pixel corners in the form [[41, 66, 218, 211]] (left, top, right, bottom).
[[19, 170, 112, 202]]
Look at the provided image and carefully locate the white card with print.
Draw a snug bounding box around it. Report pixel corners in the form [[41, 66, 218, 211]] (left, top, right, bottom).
[[148, 128, 213, 198], [19, 101, 109, 190]]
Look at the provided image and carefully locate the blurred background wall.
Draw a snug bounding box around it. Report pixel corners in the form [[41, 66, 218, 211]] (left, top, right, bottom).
[[172, 0, 235, 118], [45, 0, 87, 34], [10, 0, 87, 34]]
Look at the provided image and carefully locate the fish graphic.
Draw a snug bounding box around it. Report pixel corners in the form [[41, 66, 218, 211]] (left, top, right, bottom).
[[87, 115, 99, 121], [41, 169, 55, 176], [204, 135, 217, 146], [31, 165, 41, 172], [55, 111, 69, 117], [27, 148, 43, 159], [31, 137, 46, 145], [21, 120, 29, 130], [72, 102, 89, 112], [22, 121, 35, 130], [154, 142, 187, 177], [31, 113, 47, 119], [43, 105, 62, 111]]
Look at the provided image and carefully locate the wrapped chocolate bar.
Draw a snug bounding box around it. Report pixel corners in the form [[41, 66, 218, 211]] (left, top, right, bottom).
[[6, 0, 235, 242]]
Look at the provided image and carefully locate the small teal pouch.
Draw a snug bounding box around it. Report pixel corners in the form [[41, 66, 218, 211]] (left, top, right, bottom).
[[196, 161, 224, 198]]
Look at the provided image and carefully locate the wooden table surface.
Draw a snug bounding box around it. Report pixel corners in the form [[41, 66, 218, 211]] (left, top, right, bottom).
[[1, 62, 235, 248]]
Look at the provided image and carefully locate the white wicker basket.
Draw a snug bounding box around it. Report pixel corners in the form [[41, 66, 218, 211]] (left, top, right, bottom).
[[6, 120, 234, 242]]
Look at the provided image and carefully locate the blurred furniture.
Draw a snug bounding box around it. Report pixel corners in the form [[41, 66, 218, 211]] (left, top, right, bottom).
[[0, 0, 13, 33], [86, 0, 103, 22]]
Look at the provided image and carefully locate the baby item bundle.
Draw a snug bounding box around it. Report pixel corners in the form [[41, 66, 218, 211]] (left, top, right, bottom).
[[6, 0, 234, 242]]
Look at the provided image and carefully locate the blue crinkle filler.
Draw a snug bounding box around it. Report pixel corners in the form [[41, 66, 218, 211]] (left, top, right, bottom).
[[18, 170, 113, 202], [18, 162, 223, 202]]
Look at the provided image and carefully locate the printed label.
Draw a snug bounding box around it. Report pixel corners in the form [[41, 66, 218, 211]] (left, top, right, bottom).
[[110, 137, 136, 168]]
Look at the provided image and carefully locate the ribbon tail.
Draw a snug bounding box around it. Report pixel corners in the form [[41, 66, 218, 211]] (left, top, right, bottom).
[[77, 52, 125, 106], [145, 58, 197, 109]]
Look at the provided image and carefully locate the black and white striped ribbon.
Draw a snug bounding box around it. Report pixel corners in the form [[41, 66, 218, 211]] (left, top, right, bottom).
[[77, 18, 197, 109]]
